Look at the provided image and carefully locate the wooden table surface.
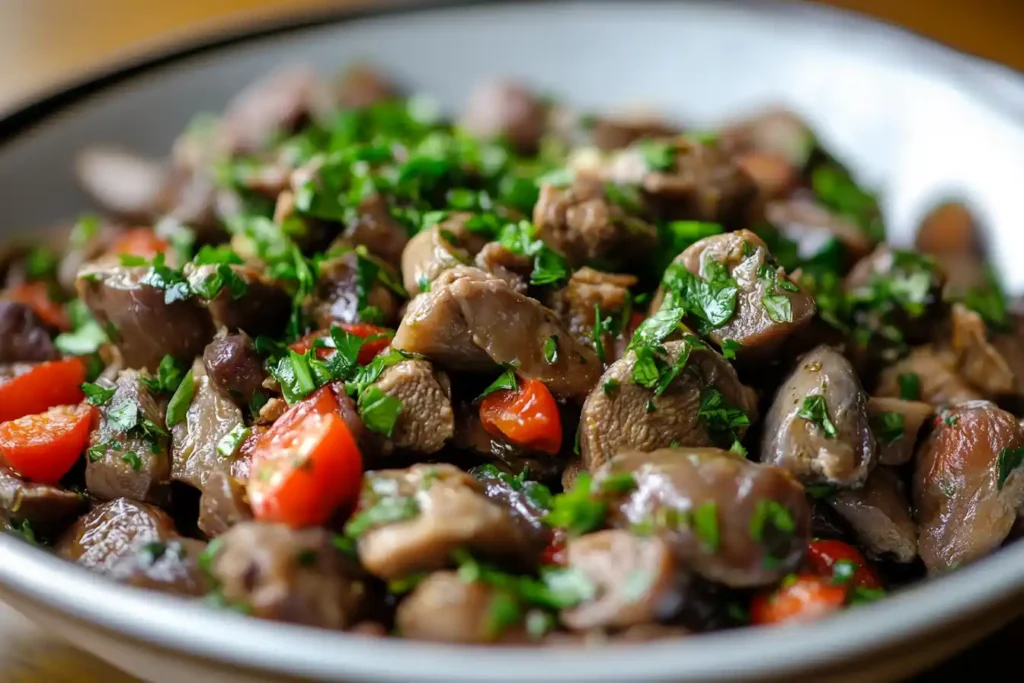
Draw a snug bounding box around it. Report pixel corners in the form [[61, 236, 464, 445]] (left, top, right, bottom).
[[0, 0, 1022, 681]]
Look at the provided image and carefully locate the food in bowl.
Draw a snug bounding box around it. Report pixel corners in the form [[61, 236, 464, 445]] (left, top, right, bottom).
[[0, 62, 1021, 644]]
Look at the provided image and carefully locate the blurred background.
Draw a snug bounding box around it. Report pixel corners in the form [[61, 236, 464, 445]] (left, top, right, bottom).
[[0, 0, 1023, 112]]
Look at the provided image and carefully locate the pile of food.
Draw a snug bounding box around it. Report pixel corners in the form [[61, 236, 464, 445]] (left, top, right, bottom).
[[0, 63, 1020, 644]]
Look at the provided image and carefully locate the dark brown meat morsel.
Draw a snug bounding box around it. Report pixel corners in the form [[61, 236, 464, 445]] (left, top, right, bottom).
[[56, 498, 180, 572], [202, 333, 268, 407], [208, 522, 368, 629], [0, 465, 88, 533], [590, 114, 678, 152], [307, 248, 402, 329], [0, 301, 58, 363], [875, 345, 983, 407], [828, 466, 918, 563], [106, 536, 209, 597], [655, 230, 816, 359], [170, 362, 244, 490], [717, 109, 817, 169], [187, 263, 291, 339], [460, 80, 547, 155], [401, 219, 477, 297], [336, 63, 399, 109], [950, 303, 1014, 395], [638, 137, 757, 229], [74, 146, 170, 223], [339, 194, 410, 269], [85, 370, 172, 504], [353, 464, 536, 580], [197, 471, 253, 538], [532, 177, 657, 270], [914, 400, 1024, 573], [370, 359, 454, 455], [595, 448, 811, 587], [764, 197, 875, 264], [473, 242, 533, 294], [393, 267, 602, 402], [470, 464, 553, 548], [761, 345, 876, 487], [455, 402, 566, 484], [579, 340, 757, 474], [914, 201, 984, 256], [560, 530, 687, 630], [396, 571, 527, 644], [77, 260, 213, 371], [867, 396, 934, 466], [546, 267, 637, 365]]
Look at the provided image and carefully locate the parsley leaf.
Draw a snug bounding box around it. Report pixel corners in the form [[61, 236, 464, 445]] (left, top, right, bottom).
[[344, 495, 420, 538], [720, 338, 742, 360], [661, 261, 739, 333], [191, 263, 248, 301], [140, 253, 192, 304], [797, 394, 838, 438], [637, 140, 675, 171], [997, 446, 1024, 490], [748, 499, 795, 542], [121, 451, 143, 471], [477, 367, 518, 402], [874, 411, 905, 445], [692, 501, 720, 552], [698, 386, 751, 442], [761, 293, 793, 323], [140, 355, 185, 395], [165, 369, 195, 427], [358, 385, 403, 437], [497, 220, 569, 287], [898, 373, 920, 401], [811, 161, 885, 242], [543, 335, 559, 364], [543, 473, 607, 536], [82, 382, 116, 406], [216, 424, 251, 458]]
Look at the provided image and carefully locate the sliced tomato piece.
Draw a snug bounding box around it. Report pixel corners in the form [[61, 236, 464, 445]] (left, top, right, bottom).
[[4, 282, 69, 330], [805, 539, 881, 589], [750, 574, 847, 625], [0, 358, 86, 423], [480, 378, 563, 454], [0, 403, 95, 484], [110, 228, 169, 259], [289, 323, 393, 366]]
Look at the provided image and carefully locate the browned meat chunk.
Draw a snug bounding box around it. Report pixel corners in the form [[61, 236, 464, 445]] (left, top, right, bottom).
[[57, 498, 180, 572], [337, 194, 409, 268], [473, 242, 532, 294], [460, 80, 547, 155], [350, 464, 535, 580], [560, 530, 685, 630], [470, 464, 553, 549], [308, 248, 402, 328], [206, 522, 368, 628], [533, 178, 657, 270], [761, 345, 875, 487], [74, 146, 169, 223], [198, 471, 253, 538], [868, 396, 933, 466], [915, 201, 984, 256], [401, 218, 478, 296], [876, 346, 983, 407], [595, 448, 811, 587], [337, 63, 399, 109], [85, 370, 172, 504], [764, 197, 874, 264], [546, 267, 637, 365], [914, 400, 1024, 572], [202, 333, 267, 407], [654, 230, 816, 359], [370, 359, 453, 455], [186, 263, 291, 338], [0, 301, 58, 363], [828, 466, 917, 563], [393, 267, 602, 402], [718, 109, 816, 169], [637, 137, 757, 229], [0, 465, 87, 532], [950, 303, 1014, 395], [590, 114, 678, 152], [170, 361, 244, 490], [77, 260, 213, 371], [396, 571, 527, 644], [579, 340, 757, 474]]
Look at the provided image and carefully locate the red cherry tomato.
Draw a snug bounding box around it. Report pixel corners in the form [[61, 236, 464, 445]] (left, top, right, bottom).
[[751, 574, 847, 625], [806, 539, 881, 589], [479, 378, 562, 455]]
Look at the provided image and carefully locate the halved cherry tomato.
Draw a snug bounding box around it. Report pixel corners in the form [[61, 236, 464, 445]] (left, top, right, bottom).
[[247, 386, 363, 528], [480, 378, 562, 455], [289, 323, 393, 366], [805, 539, 881, 589], [0, 403, 95, 484], [0, 358, 86, 423], [542, 531, 567, 566], [750, 574, 847, 625], [3, 282, 69, 330], [110, 228, 168, 259]]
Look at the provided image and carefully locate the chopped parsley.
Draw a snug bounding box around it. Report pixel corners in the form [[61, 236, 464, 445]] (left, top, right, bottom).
[[165, 369, 195, 427], [543, 335, 559, 364], [121, 451, 143, 471], [358, 385, 403, 438], [874, 411, 905, 445], [81, 382, 116, 406], [898, 373, 920, 401], [720, 338, 741, 360], [831, 559, 858, 586], [140, 253, 192, 304], [602, 378, 619, 396], [811, 161, 885, 243], [698, 386, 750, 443], [140, 355, 186, 395], [598, 472, 637, 494], [637, 139, 675, 171], [191, 263, 249, 301], [543, 473, 607, 536], [692, 501, 720, 552], [655, 221, 723, 272], [344, 495, 420, 538], [797, 394, 838, 439], [477, 367, 518, 402], [216, 424, 251, 458], [958, 264, 1010, 331], [497, 220, 569, 287], [591, 305, 612, 363], [748, 499, 796, 543], [660, 260, 739, 334], [997, 446, 1024, 491], [7, 519, 36, 544]]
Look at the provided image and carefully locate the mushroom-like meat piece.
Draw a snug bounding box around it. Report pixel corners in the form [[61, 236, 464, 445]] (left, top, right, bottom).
[[546, 267, 637, 365], [950, 303, 1014, 395], [202, 332, 268, 408], [595, 448, 811, 587], [170, 360, 245, 490], [762, 345, 875, 487], [460, 80, 547, 155], [875, 345, 983, 407], [532, 177, 657, 270], [867, 397, 933, 466], [764, 197, 875, 265], [718, 109, 817, 170], [634, 137, 757, 229], [0, 465, 88, 533], [0, 301, 58, 363], [336, 63, 399, 109], [579, 339, 757, 474], [914, 201, 987, 302], [401, 216, 482, 297], [590, 113, 678, 152], [349, 464, 536, 580], [307, 247, 402, 329], [77, 259, 213, 371], [85, 370, 172, 504], [653, 230, 816, 359], [560, 530, 686, 630], [473, 242, 532, 294], [470, 464, 553, 548], [914, 400, 1024, 573], [396, 571, 528, 644], [336, 194, 410, 269], [393, 267, 602, 402], [198, 470, 253, 538], [74, 146, 169, 223], [60, 501, 208, 597], [828, 467, 917, 563], [186, 262, 291, 339], [369, 359, 454, 456], [205, 522, 368, 628]]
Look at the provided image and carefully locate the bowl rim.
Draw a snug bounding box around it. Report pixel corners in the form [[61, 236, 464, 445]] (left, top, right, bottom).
[[1, 0, 1023, 680]]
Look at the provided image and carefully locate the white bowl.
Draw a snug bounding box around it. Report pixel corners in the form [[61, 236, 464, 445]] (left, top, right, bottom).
[[1, 1, 1023, 681]]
